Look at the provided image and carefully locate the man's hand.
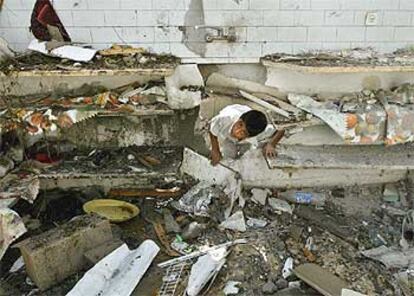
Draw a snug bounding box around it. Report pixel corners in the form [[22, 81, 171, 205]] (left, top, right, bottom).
[[210, 149, 222, 166], [263, 143, 277, 158]]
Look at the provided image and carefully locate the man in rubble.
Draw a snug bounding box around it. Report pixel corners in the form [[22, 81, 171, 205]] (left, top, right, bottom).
[[208, 104, 285, 165]]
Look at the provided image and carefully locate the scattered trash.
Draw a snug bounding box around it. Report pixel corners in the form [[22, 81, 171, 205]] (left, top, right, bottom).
[[67, 240, 160, 296], [278, 190, 327, 206], [246, 217, 268, 228], [268, 198, 293, 214], [223, 281, 241, 295], [282, 257, 294, 279], [165, 64, 204, 110], [158, 239, 247, 268], [159, 260, 189, 296], [186, 247, 228, 296], [28, 39, 97, 62], [219, 210, 246, 232], [170, 236, 192, 255], [83, 199, 139, 223], [173, 182, 220, 217]]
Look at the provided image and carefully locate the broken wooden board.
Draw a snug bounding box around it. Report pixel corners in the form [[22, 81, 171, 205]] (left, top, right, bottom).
[[294, 263, 349, 296], [267, 144, 414, 170], [108, 187, 182, 198], [152, 221, 181, 257]]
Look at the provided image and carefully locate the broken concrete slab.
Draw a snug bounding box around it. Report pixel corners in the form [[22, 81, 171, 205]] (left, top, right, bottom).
[[251, 188, 270, 206], [234, 149, 407, 188], [180, 148, 237, 186], [268, 198, 293, 214], [219, 210, 246, 232], [67, 240, 160, 296], [294, 263, 349, 296], [83, 239, 123, 265], [16, 214, 113, 290], [223, 280, 241, 295], [165, 64, 204, 110], [267, 144, 414, 170], [361, 245, 414, 269]]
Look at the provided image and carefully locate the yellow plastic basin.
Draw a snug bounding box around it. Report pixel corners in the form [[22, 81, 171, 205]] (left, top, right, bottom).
[[83, 199, 140, 223]]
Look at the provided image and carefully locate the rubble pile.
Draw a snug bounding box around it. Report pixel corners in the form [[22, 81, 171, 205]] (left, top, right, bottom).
[[0, 45, 180, 73], [263, 47, 414, 67]]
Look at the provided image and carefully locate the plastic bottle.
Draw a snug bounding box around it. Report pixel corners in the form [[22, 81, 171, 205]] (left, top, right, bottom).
[[278, 190, 326, 206]]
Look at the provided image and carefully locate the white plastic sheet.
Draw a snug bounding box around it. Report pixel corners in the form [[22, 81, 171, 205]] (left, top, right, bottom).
[[66, 240, 160, 296], [28, 39, 97, 62]]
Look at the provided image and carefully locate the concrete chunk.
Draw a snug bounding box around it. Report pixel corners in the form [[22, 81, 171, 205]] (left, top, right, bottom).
[[16, 214, 113, 290], [294, 263, 348, 296], [84, 239, 123, 265]]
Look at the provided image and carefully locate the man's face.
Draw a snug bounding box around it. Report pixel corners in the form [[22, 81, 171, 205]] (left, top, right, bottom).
[[231, 119, 248, 141]]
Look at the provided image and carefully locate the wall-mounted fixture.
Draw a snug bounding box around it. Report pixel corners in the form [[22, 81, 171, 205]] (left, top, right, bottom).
[[195, 26, 237, 43]]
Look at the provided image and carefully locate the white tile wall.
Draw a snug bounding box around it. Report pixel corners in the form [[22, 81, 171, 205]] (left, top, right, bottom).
[[0, 0, 413, 62]]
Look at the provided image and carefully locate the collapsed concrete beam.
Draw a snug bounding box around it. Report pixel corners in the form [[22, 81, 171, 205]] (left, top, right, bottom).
[[181, 148, 407, 189], [267, 144, 414, 170], [0, 68, 174, 97], [234, 149, 407, 188], [206, 72, 286, 100]]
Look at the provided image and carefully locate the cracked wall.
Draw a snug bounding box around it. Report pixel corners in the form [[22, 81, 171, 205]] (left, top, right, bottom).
[[1, 0, 414, 63]]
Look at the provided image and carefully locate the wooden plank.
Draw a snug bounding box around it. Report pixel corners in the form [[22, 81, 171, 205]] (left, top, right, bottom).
[[239, 90, 291, 118], [108, 187, 182, 198], [267, 144, 414, 170], [294, 263, 348, 296], [253, 92, 304, 117]]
